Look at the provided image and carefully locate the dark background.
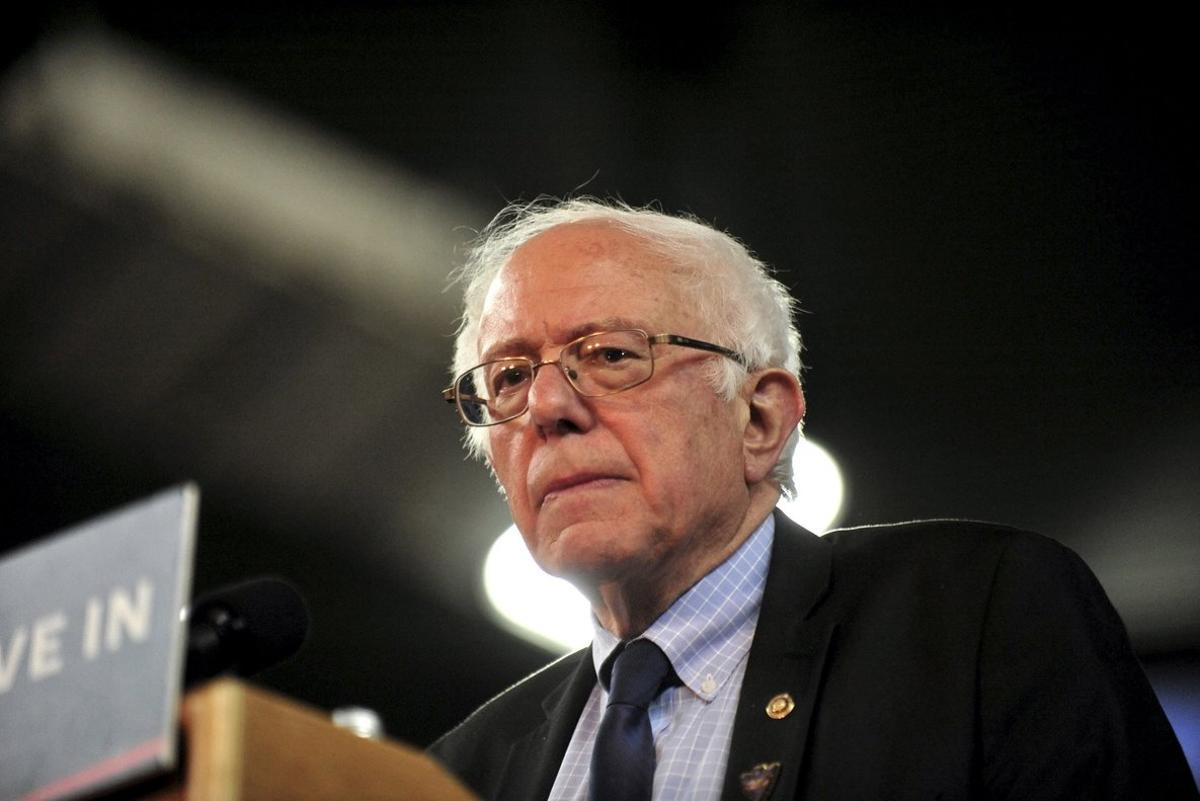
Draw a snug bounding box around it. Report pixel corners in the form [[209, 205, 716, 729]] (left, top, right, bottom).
[[1, 0, 1196, 772]]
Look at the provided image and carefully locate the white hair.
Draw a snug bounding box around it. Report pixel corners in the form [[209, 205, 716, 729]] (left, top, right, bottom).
[[450, 197, 804, 495]]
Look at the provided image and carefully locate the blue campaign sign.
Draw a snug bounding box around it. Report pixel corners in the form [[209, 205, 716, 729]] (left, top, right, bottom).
[[0, 485, 197, 801]]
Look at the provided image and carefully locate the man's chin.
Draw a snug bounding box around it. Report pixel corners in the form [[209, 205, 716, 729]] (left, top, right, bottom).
[[530, 521, 642, 586]]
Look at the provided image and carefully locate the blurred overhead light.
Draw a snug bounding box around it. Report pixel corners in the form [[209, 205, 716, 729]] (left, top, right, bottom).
[[0, 31, 475, 339], [482, 524, 591, 654], [777, 436, 845, 534]]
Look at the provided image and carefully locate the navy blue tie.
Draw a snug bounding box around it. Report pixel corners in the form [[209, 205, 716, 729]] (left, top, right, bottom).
[[588, 639, 676, 801]]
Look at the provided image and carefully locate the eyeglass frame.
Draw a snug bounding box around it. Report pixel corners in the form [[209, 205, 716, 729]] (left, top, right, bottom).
[[442, 329, 748, 427]]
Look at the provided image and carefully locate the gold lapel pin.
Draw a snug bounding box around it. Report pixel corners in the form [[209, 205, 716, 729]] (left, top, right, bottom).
[[740, 761, 781, 801], [765, 692, 795, 720]]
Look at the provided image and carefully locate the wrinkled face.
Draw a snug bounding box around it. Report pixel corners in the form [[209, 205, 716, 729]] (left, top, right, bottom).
[[478, 222, 753, 590]]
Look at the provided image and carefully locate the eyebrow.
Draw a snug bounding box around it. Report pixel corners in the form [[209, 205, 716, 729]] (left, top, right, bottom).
[[480, 316, 650, 362]]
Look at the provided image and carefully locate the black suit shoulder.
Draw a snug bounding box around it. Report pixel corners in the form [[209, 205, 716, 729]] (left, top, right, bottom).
[[817, 519, 1148, 670], [819, 518, 1098, 619], [823, 517, 1068, 563], [429, 647, 590, 794], [799, 518, 1197, 799]]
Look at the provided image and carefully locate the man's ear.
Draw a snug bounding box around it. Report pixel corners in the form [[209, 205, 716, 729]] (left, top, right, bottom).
[[742, 369, 806, 486]]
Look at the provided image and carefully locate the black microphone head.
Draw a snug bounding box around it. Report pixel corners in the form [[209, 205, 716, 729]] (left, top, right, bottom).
[[185, 576, 309, 686]]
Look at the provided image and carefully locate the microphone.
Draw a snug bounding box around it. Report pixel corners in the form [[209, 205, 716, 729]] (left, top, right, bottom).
[[184, 576, 309, 687]]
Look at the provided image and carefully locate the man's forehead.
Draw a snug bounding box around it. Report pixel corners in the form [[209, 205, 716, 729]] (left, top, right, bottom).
[[477, 227, 695, 346], [497, 224, 659, 283], [479, 316, 654, 360], [514, 218, 642, 257]]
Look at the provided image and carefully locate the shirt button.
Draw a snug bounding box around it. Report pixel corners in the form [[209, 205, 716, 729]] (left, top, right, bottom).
[[701, 674, 717, 694]]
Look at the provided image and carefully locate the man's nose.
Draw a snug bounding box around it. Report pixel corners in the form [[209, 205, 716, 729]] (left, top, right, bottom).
[[526, 361, 590, 434]]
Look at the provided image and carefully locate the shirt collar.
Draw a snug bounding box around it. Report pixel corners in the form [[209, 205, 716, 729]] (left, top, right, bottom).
[[590, 512, 775, 701]]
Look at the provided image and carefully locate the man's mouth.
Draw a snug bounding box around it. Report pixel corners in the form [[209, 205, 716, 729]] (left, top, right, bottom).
[[539, 474, 621, 506]]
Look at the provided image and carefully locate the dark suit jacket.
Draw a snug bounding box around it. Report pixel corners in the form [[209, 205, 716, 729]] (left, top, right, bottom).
[[431, 513, 1197, 800]]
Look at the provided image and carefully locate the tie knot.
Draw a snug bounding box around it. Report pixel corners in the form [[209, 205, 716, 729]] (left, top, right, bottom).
[[603, 639, 675, 709]]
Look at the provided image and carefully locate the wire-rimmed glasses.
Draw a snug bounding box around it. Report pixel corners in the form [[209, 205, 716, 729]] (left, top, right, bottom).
[[442, 329, 746, 427]]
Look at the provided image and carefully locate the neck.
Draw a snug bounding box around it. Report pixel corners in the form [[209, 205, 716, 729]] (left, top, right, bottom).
[[588, 485, 780, 639]]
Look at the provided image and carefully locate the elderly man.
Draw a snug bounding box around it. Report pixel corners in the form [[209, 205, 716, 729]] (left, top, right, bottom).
[[431, 199, 1195, 801]]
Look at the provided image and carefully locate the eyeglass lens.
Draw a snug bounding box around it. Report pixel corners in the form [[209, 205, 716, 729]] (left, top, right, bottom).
[[456, 330, 655, 425]]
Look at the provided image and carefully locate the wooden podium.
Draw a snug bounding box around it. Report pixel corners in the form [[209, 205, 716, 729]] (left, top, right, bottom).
[[142, 679, 478, 801]]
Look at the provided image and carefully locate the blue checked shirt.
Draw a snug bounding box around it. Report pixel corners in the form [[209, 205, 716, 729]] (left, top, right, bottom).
[[546, 513, 775, 801]]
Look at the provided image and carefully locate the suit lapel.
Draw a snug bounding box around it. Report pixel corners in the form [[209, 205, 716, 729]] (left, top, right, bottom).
[[496, 648, 598, 801], [720, 512, 837, 801]]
